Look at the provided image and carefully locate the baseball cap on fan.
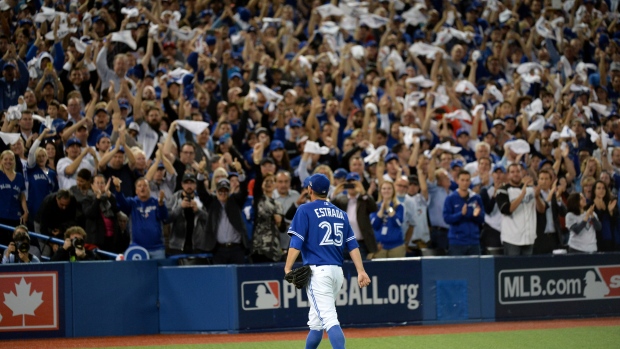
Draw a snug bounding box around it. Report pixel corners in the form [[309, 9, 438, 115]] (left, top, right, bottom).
[[309, 174, 330, 196]]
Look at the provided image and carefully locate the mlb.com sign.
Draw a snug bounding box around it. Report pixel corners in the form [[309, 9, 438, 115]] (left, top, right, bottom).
[[0, 272, 59, 331], [498, 265, 620, 305]]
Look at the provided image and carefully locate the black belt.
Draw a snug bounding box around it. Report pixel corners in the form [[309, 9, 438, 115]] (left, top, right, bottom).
[[218, 242, 242, 248]]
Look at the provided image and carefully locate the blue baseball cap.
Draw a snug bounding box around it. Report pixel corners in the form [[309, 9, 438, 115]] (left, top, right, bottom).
[[346, 172, 360, 182], [191, 99, 200, 108], [55, 120, 73, 133], [66, 137, 82, 148], [157, 162, 165, 169], [118, 99, 130, 110], [206, 35, 217, 46], [450, 159, 464, 169], [112, 145, 125, 153], [538, 159, 552, 171], [237, 6, 251, 22], [543, 123, 556, 131], [504, 115, 516, 122], [167, 79, 180, 87], [364, 40, 377, 48], [199, 9, 213, 18], [384, 153, 399, 164], [96, 132, 110, 144], [302, 176, 311, 189], [269, 140, 284, 152], [18, 19, 33, 26], [413, 30, 425, 40], [333, 168, 348, 179], [289, 118, 303, 128], [493, 164, 506, 173], [3, 62, 16, 70], [418, 99, 427, 107], [456, 129, 469, 137], [229, 72, 243, 80], [219, 133, 231, 144], [309, 173, 330, 195]]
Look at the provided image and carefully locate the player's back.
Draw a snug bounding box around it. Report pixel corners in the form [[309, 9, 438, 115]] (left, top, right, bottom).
[[291, 200, 355, 267]]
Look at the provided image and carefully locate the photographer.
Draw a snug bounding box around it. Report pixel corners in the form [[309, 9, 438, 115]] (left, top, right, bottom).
[[51, 226, 99, 262], [2, 229, 40, 264], [168, 173, 208, 255]]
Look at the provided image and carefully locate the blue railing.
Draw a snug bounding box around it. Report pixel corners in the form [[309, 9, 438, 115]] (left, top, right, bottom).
[[0, 223, 214, 261], [0, 223, 118, 260]]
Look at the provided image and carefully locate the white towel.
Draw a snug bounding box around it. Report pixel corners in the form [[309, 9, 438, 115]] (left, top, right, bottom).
[[0, 132, 21, 145], [444, 109, 472, 122], [435, 141, 462, 154], [175, 120, 210, 136], [256, 84, 284, 104], [111, 30, 137, 50], [406, 76, 435, 88], [304, 141, 330, 155], [363, 145, 389, 164]]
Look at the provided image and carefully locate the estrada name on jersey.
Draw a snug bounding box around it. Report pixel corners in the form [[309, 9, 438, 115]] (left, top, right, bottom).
[[288, 200, 359, 267], [313, 207, 345, 220]]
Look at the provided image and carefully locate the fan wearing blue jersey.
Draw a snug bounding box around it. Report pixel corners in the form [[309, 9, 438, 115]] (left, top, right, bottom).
[[285, 173, 371, 349]]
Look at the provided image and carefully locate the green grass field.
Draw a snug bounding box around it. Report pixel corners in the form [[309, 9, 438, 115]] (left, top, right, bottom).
[[92, 326, 620, 349]]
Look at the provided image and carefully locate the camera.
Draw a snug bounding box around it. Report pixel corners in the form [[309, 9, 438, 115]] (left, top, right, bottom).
[[344, 183, 355, 189], [185, 193, 195, 201], [72, 237, 85, 250], [16, 241, 30, 254]]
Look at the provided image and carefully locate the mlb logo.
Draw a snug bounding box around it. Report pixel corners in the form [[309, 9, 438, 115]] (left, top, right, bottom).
[[241, 280, 280, 311], [0, 272, 58, 331], [597, 266, 620, 298]]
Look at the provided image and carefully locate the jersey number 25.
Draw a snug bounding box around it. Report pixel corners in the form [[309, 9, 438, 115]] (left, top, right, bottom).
[[319, 222, 344, 246]]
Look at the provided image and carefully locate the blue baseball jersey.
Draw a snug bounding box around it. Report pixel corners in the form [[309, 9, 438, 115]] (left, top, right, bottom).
[[0, 171, 26, 220], [288, 200, 359, 266]]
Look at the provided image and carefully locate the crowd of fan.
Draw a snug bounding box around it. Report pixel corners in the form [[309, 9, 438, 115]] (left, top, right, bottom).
[[2, 0, 620, 264]]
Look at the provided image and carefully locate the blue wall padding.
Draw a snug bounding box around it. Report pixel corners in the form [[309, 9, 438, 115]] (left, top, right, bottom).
[[422, 257, 481, 322], [71, 260, 159, 337], [436, 280, 468, 321], [159, 265, 238, 332], [479, 256, 495, 319]]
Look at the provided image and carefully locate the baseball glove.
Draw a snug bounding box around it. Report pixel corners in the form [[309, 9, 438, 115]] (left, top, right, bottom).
[[285, 266, 312, 289]]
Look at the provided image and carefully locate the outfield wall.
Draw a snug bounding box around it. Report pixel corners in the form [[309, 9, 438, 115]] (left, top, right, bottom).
[[1, 254, 619, 339]]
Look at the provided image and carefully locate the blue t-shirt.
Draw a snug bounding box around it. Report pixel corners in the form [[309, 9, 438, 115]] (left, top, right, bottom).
[[288, 200, 359, 266], [0, 171, 26, 220], [26, 166, 58, 217]]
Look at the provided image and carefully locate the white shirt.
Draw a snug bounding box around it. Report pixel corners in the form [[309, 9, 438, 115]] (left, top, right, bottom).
[[483, 186, 502, 232], [346, 195, 363, 240], [274, 189, 300, 216], [137, 123, 167, 160], [400, 193, 431, 244], [499, 186, 537, 246], [566, 212, 598, 253], [56, 156, 96, 190], [541, 190, 556, 234]]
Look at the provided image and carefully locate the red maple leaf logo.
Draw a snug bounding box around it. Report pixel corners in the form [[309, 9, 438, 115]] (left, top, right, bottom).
[[3, 278, 44, 327]]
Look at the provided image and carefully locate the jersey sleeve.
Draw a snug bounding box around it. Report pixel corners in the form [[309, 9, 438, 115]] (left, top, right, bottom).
[[288, 206, 309, 249], [344, 213, 359, 251]]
